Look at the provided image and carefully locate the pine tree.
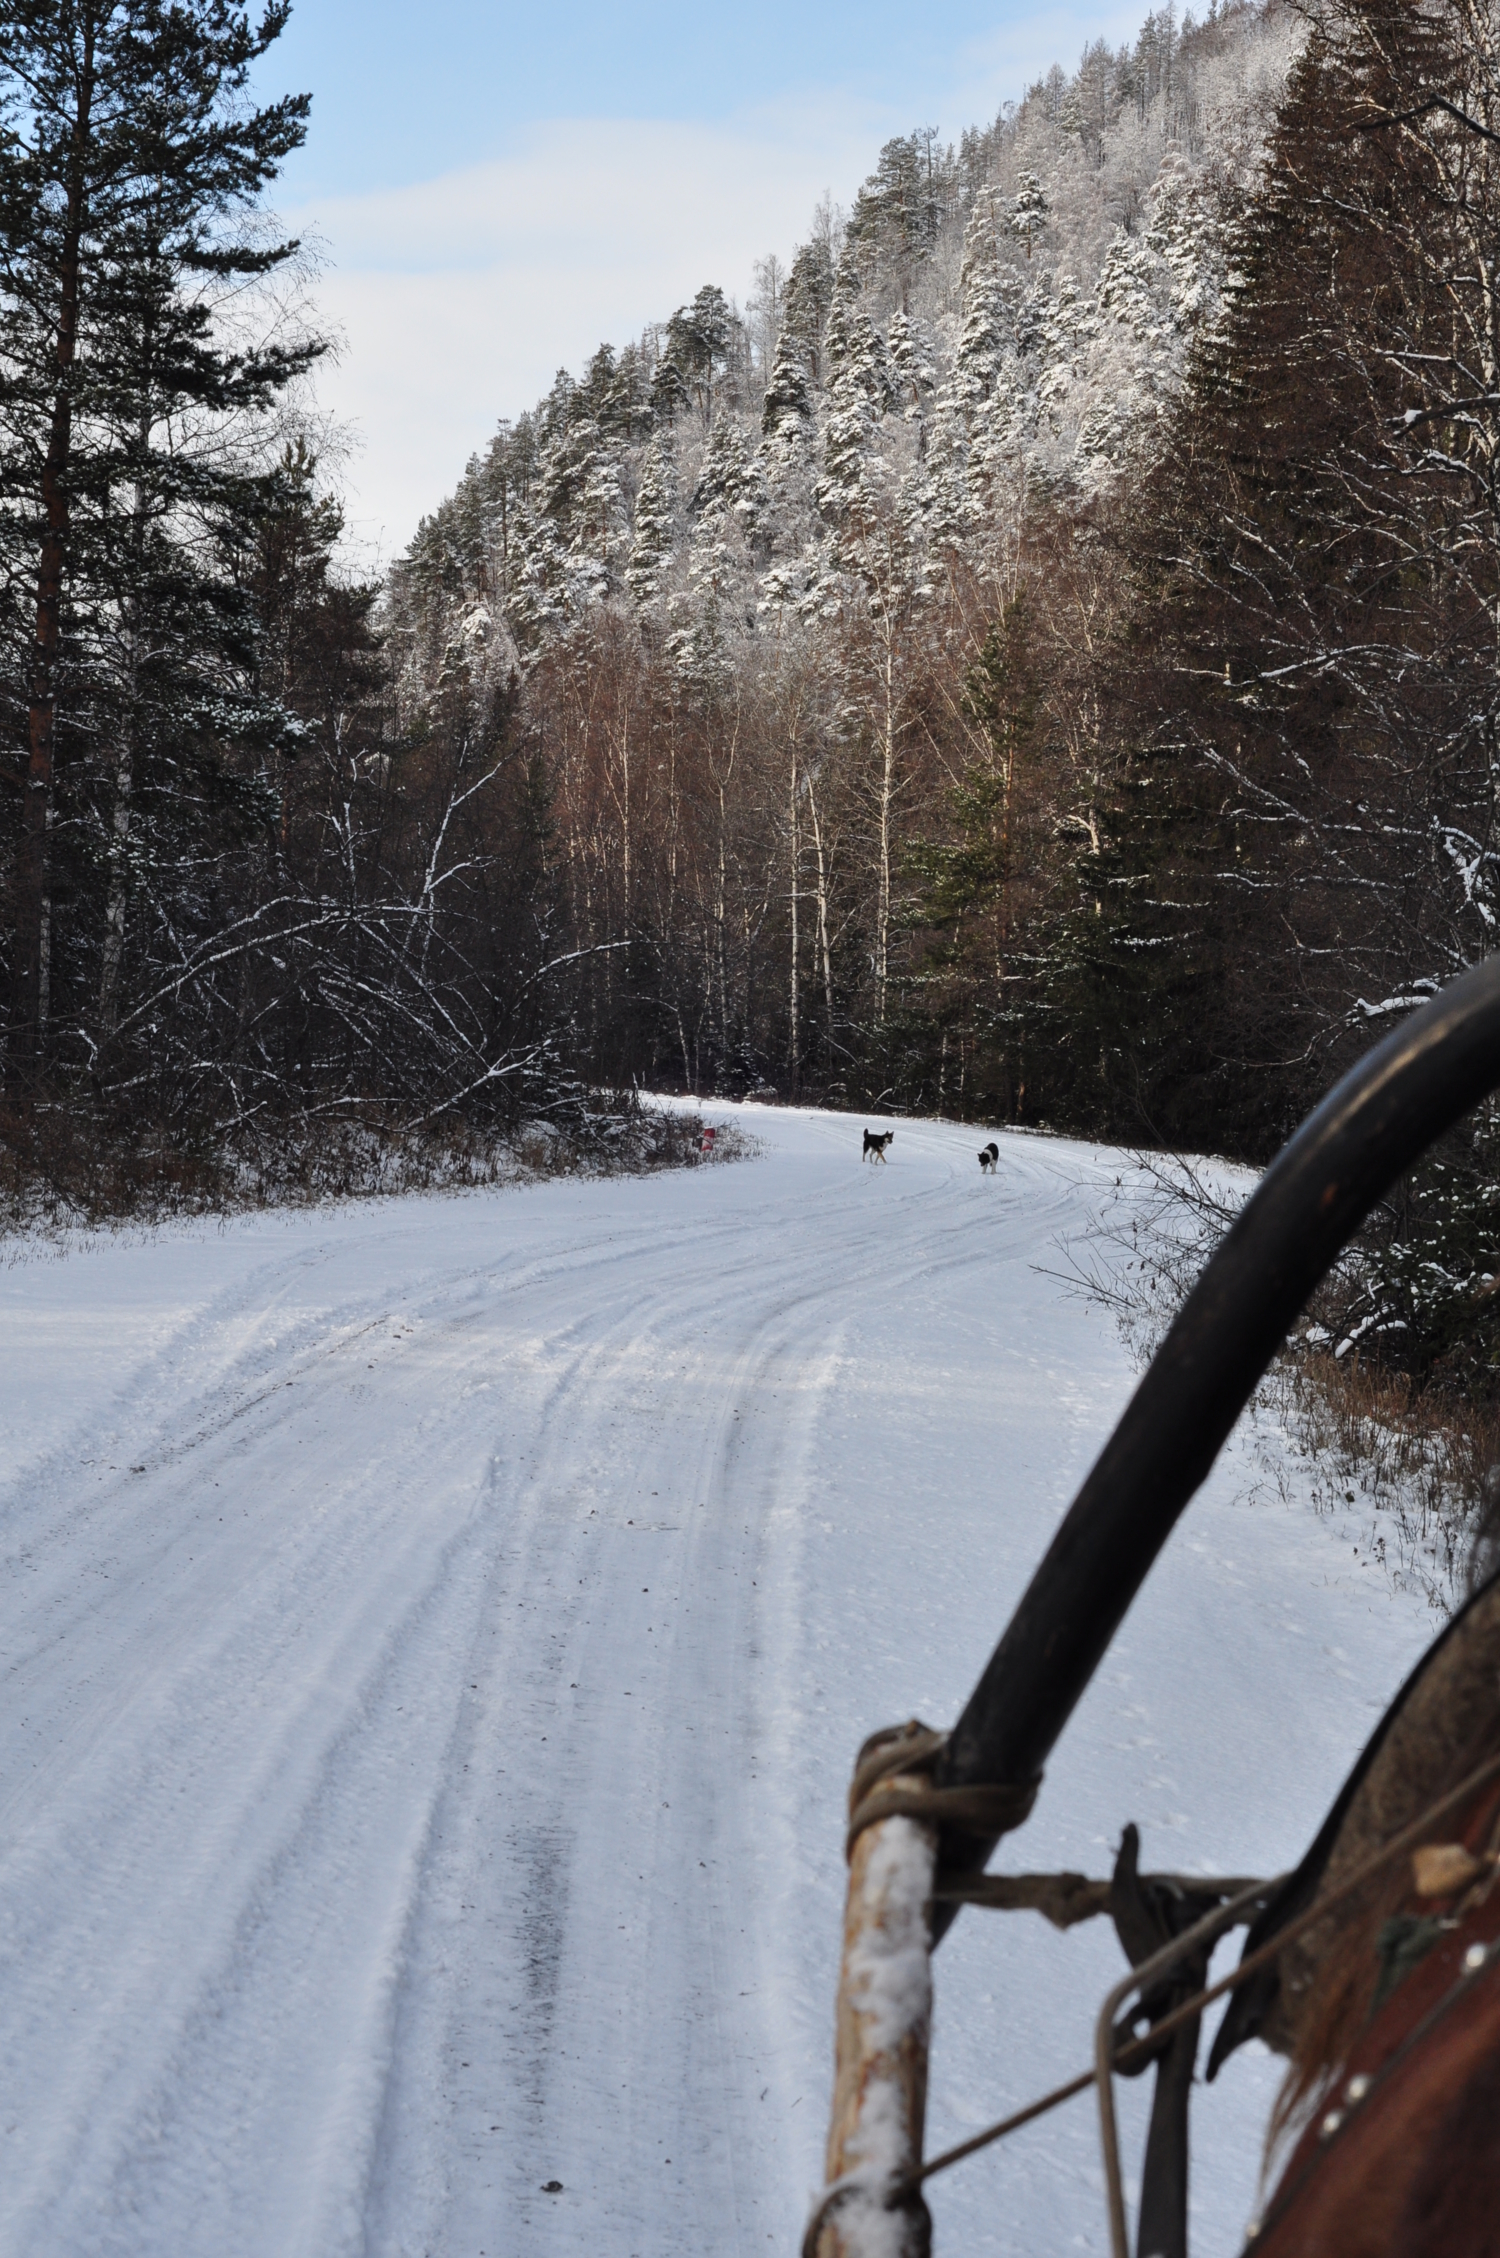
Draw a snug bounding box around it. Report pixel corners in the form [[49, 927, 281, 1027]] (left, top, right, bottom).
[[504, 507, 571, 658], [844, 131, 951, 267], [538, 368, 576, 441], [923, 394, 974, 550], [667, 420, 767, 690], [0, 0, 318, 1074], [578, 342, 618, 421], [942, 192, 1027, 516], [780, 240, 836, 389], [661, 284, 738, 426], [603, 343, 654, 441]]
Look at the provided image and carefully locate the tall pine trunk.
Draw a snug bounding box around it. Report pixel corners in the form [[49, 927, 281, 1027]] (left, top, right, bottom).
[[14, 24, 95, 1073], [788, 738, 800, 1094], [101, 379, 158, 1041], [875, 636, 898, 1026]]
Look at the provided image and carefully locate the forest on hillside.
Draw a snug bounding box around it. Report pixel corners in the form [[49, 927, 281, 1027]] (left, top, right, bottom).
[[391, 0, 1500, 1172], [7, 0, 1500, 1393], [395, 0, 1302, 1135]]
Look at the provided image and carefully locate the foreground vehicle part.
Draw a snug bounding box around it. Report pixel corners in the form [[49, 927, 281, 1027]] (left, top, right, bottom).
[[808, 957, 1500, 2258]]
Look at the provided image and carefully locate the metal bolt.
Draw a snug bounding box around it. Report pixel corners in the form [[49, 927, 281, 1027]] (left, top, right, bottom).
[[1464, 1941, 1488, 1973], [1319, 2109, 1344, 2140], [1345, 2073, 1372, 2103]]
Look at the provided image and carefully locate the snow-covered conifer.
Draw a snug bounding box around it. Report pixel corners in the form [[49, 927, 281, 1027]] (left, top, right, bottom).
[[625, 433, 678, 605], [953, 193, 1016, 410], [505, 509, 572, 658], [817, 256, 899, 521], [663, 285, 739, 425], [844, 131, 951, 265], [887, 311, 937, 428], [1008, 171, 1051, 260], [692, 419, 768, 544], [760, 327, 814, 443], [781, 239, 837, 388], [651, 354, 691, 425], [603, 343, 656, 440], [923, 396, 974, 551], [666, 538, 735, 694]]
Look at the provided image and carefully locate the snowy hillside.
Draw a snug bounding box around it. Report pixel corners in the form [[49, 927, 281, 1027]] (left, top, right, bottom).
[[0, 1107, 1438, 2255], [392, 4, 1300, 679], [367, 4, 1334, 1131]]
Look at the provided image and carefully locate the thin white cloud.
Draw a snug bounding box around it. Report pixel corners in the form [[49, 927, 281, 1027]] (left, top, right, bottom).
[[292, 106, 886, 557], [293, 12, 1152, 559], [945, 1, 1150, 105]]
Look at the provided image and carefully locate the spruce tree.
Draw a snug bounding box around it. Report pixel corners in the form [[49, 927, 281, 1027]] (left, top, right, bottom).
[[886, 310, 936, 430], [1009, 172, 1050, 258], [625, 431, 677, 605], [818, 256, 896, 520], [650, 350, 690, 425], [759, 327, 813, 442]]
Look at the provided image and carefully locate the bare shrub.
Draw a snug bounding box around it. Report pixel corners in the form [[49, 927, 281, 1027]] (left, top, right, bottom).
[[1268, 1350, 1500, 1608], [0, 1096, 752, 1240], [1059, 1148, 1497, 1609]]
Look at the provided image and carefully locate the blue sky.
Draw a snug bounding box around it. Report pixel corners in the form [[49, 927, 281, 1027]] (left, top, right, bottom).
[[258, 1, 1145, 555]]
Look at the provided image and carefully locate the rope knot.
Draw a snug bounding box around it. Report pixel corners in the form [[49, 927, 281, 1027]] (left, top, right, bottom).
[[845, 1718, 1039, 1864]]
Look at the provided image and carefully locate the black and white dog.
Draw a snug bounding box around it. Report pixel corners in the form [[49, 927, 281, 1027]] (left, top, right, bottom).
[[862, 1128, 895, 1164], [978, 1141, 1000, 1175]]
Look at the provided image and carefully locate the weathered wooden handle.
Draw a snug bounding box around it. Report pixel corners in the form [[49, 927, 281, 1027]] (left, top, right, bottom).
[[814, 1772, 937, 2258]]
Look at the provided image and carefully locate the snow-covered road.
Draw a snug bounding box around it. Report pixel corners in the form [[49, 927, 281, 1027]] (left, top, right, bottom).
[[0, 1107, 1437, 2256]]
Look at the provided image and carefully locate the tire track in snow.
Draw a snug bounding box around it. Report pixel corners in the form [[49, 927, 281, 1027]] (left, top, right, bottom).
[[0, 1114, 1237, 2257], [362, 1124, 1079, 2257]]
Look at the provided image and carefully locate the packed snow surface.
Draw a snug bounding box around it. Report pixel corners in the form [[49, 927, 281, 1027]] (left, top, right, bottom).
[[0, 1107, 1437, 2256]]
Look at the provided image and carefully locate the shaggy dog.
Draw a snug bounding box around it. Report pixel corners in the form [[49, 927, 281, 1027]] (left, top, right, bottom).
[[862, 1128, 895, 1163], [978, 1141, 1000, 1174]]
